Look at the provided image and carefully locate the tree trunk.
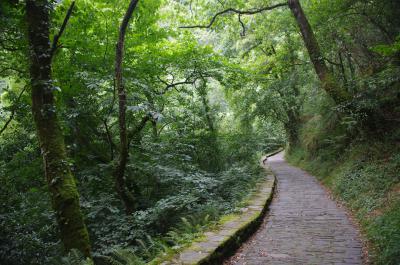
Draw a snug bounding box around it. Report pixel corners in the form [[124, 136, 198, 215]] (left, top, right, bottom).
[[338, 50, 348, 89], [285, 111, 300, 149], [114, 0, 140, 215], [202, 94, 215, 133], [288, 0, 348, 103], [284, 33, 301, 150], [198, 82, 215, 133], [151, 120, 158, 139], [25, 0, 91, 257]]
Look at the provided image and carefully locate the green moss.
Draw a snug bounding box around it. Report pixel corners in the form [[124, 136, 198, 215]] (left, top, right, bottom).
[[34, 103, 92, 257], [219, 214, 238, 224]]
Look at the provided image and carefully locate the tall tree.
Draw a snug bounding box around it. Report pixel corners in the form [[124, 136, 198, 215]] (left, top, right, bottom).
[[287, 0, 349, 103], [25, 0, 91, 257], [182, 0, 350, 103], [114, 0, 140, 214]]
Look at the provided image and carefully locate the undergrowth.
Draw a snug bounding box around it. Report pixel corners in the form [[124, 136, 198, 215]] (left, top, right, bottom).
[[55, 164, 267, 265]]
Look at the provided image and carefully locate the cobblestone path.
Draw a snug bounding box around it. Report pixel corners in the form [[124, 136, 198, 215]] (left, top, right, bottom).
[[226, 152, 363, 265]]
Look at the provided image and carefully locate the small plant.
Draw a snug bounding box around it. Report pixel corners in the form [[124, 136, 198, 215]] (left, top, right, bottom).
[[53, 249, 93, 265]]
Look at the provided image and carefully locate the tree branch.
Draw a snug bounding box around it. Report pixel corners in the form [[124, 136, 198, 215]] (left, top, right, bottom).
[[156, 74, 201, 95], [127, 114, 151, 146], [50, 1, 75, 58], [238, 14, 245, 37], [324, 57, 341, 66], [241, 41, 263, 57], [157, 120, 174, 136], [0, 85, 28, 136], [180, 3, 287, 29], [103, 119, 116, 160], [159, 79, 197, 94], [114, 0, 140, 215]]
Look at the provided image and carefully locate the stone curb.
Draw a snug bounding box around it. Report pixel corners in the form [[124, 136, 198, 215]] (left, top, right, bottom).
[[156, 151, 280, 265]]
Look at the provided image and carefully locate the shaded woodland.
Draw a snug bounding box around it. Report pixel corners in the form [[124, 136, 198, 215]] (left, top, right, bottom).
[[0, 0, 399, 264]]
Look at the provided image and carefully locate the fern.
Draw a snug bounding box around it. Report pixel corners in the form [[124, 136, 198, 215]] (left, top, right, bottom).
[[57, 249, 94, 265], [103, 248, 146, 265]]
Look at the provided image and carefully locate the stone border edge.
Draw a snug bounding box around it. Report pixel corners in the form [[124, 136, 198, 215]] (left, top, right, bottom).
[[197, 150, 280, 265], [197, 175, 276, 265], [157, 149, 281, 265], [261, 147, 284, 164]]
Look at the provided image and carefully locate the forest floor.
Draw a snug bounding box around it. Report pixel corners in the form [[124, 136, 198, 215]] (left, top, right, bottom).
[[225, 152, 364, 265]]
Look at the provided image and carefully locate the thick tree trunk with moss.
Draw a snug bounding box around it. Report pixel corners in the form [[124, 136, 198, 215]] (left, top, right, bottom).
[[288, 0, 349, 103], [114, 0, 140, 214], [25, 0, 91, 257]]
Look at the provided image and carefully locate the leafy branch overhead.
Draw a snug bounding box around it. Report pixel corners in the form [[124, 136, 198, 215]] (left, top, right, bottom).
[[50, 1, 76, 58], [0, 0, 399, 264], [180, 3, 287, 30]]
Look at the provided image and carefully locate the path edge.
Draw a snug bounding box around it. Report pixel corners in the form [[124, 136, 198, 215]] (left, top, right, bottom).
[[157, 149, 281, 265], [197, 149, 282, 265]]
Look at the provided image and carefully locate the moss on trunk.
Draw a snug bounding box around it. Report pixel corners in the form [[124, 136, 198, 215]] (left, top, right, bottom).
[[26, 0, 91, 257]]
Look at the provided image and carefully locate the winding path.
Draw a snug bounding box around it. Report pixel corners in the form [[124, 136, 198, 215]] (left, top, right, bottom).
[[226, 152, 363, 265]]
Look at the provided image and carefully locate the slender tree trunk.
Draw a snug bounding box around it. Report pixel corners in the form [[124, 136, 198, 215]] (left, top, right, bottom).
[[288, 0, 349, 103], [151, 120, 158, 139], [338, 50, 348, 89], [198, 82, 215, 133], [143, 91, 159, 140], [114, 0, 140, 214], [346, 52, 357, 93], [285, 120, 299, 148], [201, 94, 215, 133], [284, 33, 301, 150], [25, 0, 91, 257], [103, 120, 115, 160]]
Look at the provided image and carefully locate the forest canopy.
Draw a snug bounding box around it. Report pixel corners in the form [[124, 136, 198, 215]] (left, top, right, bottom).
[[0, 0, 399, 264]]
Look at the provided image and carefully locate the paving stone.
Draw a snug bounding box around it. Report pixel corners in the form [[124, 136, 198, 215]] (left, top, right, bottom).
[[191, 241, 219, 252], [237, 211, 257, 223], [179, 250, 209, 264], [223, 220, 246, 229], [219, 228, 237, 237], [247, 205, 263, 211], [207, 235, 228, 244], [226, 152, 363, 265]]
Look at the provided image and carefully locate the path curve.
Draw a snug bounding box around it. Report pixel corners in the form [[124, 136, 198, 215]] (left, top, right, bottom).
[[226, 152, 363, 265]]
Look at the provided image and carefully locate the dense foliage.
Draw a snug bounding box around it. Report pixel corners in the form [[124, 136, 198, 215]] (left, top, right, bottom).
[[0, 0, 399, 264]]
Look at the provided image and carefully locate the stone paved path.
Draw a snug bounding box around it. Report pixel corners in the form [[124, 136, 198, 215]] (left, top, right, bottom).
[[226, 152, 363, 265]]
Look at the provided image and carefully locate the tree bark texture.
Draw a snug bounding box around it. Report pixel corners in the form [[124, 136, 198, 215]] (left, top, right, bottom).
[[114, 0, 140, 215], [288, 0, 349, 103], [25, 0, 91, 257]]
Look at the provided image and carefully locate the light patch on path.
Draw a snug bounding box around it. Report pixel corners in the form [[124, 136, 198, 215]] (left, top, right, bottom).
[[226, 152, 363, 265]]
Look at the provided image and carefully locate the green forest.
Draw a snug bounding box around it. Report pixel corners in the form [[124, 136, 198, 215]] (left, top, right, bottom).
[[0, 0, 399, 264]]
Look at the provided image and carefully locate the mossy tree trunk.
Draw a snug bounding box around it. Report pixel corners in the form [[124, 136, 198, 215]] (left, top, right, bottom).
[[25, 0, 91, 257], [288, 0, 349, 103], [114, 0, 140, 215]]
